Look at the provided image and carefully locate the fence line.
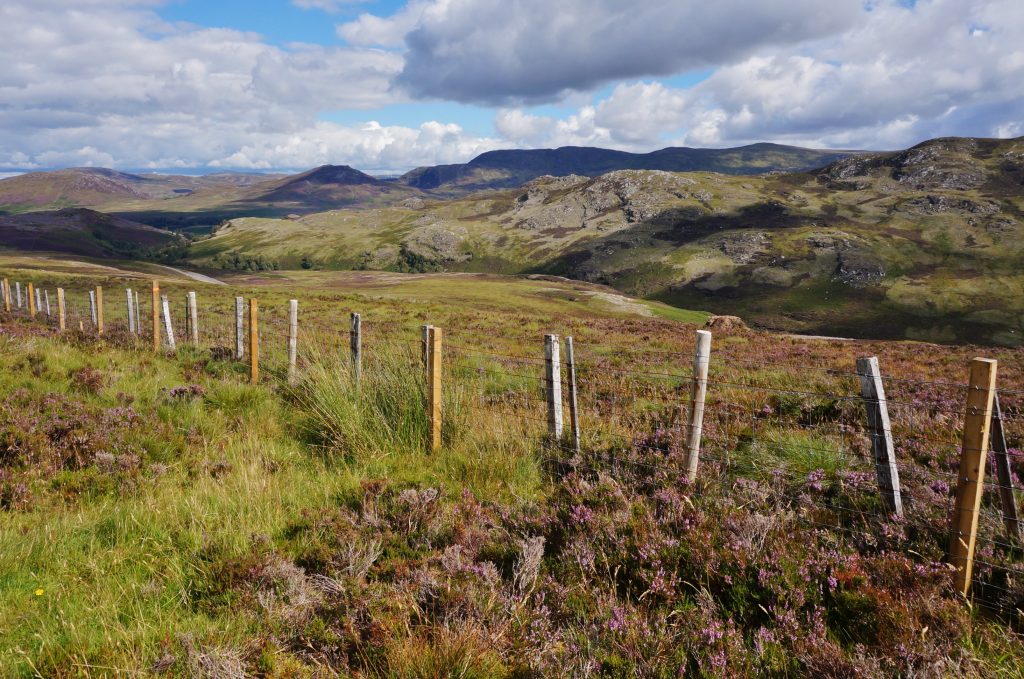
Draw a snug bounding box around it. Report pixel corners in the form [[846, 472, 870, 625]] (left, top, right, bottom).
[[1, 277, 1022, 614]]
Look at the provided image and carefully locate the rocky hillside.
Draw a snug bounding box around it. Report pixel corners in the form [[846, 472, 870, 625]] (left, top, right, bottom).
[[397, 143, 858, 194], [188, 136, 1024, 345]]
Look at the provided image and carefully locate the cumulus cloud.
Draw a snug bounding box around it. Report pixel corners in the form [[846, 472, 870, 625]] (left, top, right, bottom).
[[0, 0, 493, 170], [342, 0, 862, 104]]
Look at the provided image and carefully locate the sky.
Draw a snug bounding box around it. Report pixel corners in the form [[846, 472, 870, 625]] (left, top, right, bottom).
[[0, 0, 1021, 173]]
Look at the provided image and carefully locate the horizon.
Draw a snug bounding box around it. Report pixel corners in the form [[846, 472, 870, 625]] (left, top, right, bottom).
[[0, 1, 1021, 173]]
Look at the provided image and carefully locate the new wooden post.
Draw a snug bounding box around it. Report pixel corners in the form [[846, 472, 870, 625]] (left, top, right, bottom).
[[234, 296, 245, 360], [351, 312, 362, 385], [990, 394, 1021, 542], [948, 358, 998, 597], [95, 286, 103, 334], [856, 356, 904, 518], [287, 299, 298, 385], [27, 283, 36, 318], [126, 289, 136, 334], [545, 334, 564, 440], [427, 326, 442, 451], [684, 330, 712, 483], [187, 291, 199, 346], [57, 288, 66, 331], [2, 278, 9, 312], [151, 281, 161, 351], [161, 295, 176, 351], [564, 336, 581, 454], [248, 299, 259, 384]]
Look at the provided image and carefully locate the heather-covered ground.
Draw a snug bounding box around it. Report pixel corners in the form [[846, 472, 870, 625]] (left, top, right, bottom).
[[1, 264, 1023, 677]]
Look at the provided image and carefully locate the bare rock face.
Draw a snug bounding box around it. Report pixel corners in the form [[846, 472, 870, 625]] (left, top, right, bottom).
[[717, 232, 770, 264], [705, 315, 748, 331], [401, 226, 471, 263], [835, 246, 885, 286], [889, 138, 987, 190], [901, 195, 1000, 215]]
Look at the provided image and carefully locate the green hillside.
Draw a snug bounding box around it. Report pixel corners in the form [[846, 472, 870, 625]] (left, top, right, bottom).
[[188, 136, 1024, 345]]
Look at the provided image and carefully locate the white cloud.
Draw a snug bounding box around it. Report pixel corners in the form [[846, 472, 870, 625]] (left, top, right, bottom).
[[342, 0, 862, 104]]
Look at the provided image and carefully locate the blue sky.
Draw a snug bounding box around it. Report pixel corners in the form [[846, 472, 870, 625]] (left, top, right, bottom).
[[0, 0, 1020, 172]]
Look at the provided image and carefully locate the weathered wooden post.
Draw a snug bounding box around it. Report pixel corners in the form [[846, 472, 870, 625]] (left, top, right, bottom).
[[27, 283, 36, 318], [134, 290, 141, 335], [421, 324, 432, 367], [990, 394, 1021, 542], [57, 288, 66, 331], [95, 286, 104, 334], [856, 356, 904, 518], [235, 296, 245, 360], [161, 295, 176, 351], [249, 299, 259, 384], [187, 291, 199, 346], [287, 299, 298, 385], [15, 282, 22, 309], [948, 358, 998, 597], [684, 330, 712, 483], [351, 312, 362, 385], [564, 336, 581, 454], [89, 290, 97, 327], [152, 281, 161, 351], [545, 334, 564, 440], [126, 289, 136, 334], [44, 290, 51, 318], [427, 326, 442, 451]]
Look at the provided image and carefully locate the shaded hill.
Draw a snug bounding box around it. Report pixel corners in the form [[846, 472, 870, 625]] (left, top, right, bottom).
[[245, 165, 409, 208], [0, 207, 183, 258], [189, 135, 1024, 345], [398, 143, 859, 193]]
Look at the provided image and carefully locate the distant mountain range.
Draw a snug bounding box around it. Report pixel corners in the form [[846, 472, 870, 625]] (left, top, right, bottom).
[[396, 143, 858, 193], [0, 143, 862, 225]]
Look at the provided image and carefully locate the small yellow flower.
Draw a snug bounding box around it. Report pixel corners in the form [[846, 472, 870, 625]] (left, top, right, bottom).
[[34, 588, 44, 597]]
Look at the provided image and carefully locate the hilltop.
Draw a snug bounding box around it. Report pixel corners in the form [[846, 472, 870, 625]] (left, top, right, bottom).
[[397, 142, 858, 193], [188, 135, 1024, 345]]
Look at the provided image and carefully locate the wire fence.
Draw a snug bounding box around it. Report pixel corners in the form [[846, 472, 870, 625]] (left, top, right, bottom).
[[1, 277, 1022, 616]]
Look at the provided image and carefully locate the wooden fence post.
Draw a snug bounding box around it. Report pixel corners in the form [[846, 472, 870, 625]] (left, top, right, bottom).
[[152, 281, 160, 351], [57, 288, 66, 331], [126, 289, 136, 334], [15, 282, 22, 309], [187, 291, 199, 346], [235, 296, 245, 359], [287, 299, 298, 385], [990, 394, 1021, 542], [351, 312, 361, 385], [564, 336, 581, 454], [948, 358, 998, 597], [161, 295, 176, 351], [134, 290, 141, 335], [89, 290, 97, 327], [27, 283, 36, 318], [2, 279, 9, 312], [545, 334, 563, 440], [95, 286, 103, 334], [427, 326, 442, 451], [44, 290, 51, 318], [421, 324, 431, 367], [684, 330, 712, 483], [249, 299, 259, 384], [856, 356, 904, 518]]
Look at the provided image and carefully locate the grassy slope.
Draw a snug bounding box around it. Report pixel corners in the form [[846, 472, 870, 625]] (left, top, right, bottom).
[[189, 137, 1024, 345], [1, 258, 1024, 675]]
